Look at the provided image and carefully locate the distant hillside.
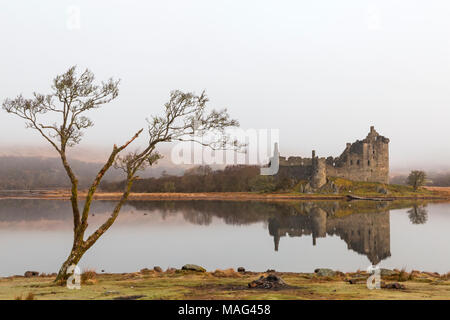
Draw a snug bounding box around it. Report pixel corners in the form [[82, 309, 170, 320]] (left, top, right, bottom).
[[0, 156, 184, 190]]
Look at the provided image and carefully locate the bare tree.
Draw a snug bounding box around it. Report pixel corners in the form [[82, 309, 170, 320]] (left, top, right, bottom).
[[2, 66, 242, 281], [406, 170, 427, 191]]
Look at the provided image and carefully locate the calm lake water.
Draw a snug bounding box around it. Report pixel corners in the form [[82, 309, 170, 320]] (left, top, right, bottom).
[[0, 198, 449, 276]]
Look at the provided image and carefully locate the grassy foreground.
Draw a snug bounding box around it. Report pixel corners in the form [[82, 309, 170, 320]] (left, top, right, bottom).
[[1, 269, 449, 300]]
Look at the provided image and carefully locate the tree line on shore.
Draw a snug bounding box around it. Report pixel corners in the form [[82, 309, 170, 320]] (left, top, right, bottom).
[[0, 156, 443, 192], [100, 165, 295, 193], [101, 166, 438, 193]]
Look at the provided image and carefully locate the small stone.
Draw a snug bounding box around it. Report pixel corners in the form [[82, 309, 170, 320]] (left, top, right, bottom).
[[314, 268, 336, 277], [153, 266, 162, 273], [237, 267, 246, 273], [181, 264, 206, 272], [104, 290, 120, 295]]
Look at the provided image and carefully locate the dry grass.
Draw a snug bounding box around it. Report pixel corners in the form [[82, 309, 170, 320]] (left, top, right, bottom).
[[1, 269, 450, 300], [81, 269, 97, 285], [212, 268, 242, 278], [398, 268, 410, 282], [14, 292, 36, 300], [441, 272, 450, 280], [425, 187, 450, 196]]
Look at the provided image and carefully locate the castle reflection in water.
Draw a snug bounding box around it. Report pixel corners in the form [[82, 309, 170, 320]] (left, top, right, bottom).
[[0, 198, 427, 266], [126, 200, 420, 266], [267, 202, 391, 265]]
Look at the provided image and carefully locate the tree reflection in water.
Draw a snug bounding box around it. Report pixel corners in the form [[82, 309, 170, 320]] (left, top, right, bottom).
[[407, 205, 428, 225], [0, 198, 429, 266]]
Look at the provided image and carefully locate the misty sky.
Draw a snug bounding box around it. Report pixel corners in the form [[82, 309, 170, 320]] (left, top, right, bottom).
[[1, 1, 450, 172]]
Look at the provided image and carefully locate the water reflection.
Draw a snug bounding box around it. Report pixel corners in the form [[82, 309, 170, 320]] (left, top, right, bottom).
[[125, 200, 428, 266], [407, 205, 428, 224], [0, 198, 440, 274], [268, 206, 390, 265]]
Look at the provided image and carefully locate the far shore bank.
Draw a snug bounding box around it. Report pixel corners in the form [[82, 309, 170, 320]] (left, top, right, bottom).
[[1, 187, 450, 201]]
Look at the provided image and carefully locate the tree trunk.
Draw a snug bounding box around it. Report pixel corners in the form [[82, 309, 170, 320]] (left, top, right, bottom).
[[55, 243, 86, 282], [54, 177, 135, 282]]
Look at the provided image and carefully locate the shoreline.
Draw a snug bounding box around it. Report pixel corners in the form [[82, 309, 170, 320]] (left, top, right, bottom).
[[1, 188, 450, 201], [1, 268, 449, 300]]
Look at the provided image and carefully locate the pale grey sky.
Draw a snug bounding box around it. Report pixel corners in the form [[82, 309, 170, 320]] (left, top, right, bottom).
[[1, 0, 450, 172]]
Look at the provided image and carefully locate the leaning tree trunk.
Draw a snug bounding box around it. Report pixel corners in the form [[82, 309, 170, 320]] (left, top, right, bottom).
[[54, 177, 135, 282], [53, 132, 142, 282]]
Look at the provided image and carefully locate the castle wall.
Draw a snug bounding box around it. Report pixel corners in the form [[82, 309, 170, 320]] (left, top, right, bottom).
[[278, 165, 312, 181], [326, 127, 389, 183], [311, 157, 327, 188], [278, 156, 313, 181], [278, 127, 389, 185]]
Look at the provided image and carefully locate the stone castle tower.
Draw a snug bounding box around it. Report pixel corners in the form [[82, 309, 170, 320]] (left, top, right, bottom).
[[278, 126, 390, 187]]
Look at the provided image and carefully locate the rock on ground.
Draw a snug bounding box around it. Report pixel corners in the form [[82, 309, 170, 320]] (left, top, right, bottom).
[[382, 282, 406, 290], [181, 264, 206, 272], [314, 268, 336, 277], [380, 268, 396, 276], [24, 271, 39, 277], [248, 274, 288, 289]]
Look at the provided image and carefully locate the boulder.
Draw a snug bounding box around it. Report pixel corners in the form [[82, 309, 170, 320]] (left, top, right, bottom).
[[380, 268, 396, 276], [153, 266, 163, 273], [314, 268, 336, 277], [381, 282, 406, 290], [348, 277, 366, 284], [181, 264, 206, 272], [237, 267, 246, 273], [377, 186, 389, 194], [24, 271, 39, 277], [248, 274, 287, 289]]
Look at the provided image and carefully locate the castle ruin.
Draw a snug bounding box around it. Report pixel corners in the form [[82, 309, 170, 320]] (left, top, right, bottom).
[[278, 126, 389, 188]]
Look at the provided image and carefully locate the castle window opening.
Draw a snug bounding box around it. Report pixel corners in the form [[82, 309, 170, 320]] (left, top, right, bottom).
[[357, 160, 360, 166], [368, 160, 370, 166]]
